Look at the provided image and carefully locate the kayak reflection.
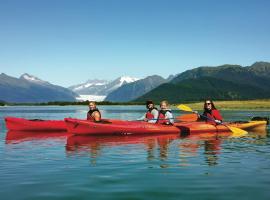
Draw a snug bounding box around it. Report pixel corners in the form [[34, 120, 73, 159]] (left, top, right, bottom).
[[5, 130, 71, 144], [66, 133, 179, 166]]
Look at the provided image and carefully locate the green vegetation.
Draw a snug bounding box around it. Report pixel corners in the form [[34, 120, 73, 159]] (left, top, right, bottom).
[[179, 100, 270, 110], [135, 77, 270, 103]]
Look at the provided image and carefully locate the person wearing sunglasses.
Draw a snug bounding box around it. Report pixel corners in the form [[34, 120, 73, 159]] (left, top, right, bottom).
[[139, 100, 159, 123], [201, 99, 223, 124]]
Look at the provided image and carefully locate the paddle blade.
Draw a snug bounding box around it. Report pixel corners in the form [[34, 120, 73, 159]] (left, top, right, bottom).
[[176, 113, 198, 122], [227, 126, 248, 137], [177, 104, 193, 112]]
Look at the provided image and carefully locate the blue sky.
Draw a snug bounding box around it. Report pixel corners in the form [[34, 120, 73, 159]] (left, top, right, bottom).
[[0, 0, 270, 87]]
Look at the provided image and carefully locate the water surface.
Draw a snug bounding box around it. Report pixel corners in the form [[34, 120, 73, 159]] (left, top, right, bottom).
[[0, 106, 269, 200]]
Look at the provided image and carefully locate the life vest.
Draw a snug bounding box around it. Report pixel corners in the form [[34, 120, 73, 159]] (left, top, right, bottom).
[[157, 110, 172, 124], [145, 107, 158, 120], [87, 108, 101, 121], [203, 109, 222, 124]]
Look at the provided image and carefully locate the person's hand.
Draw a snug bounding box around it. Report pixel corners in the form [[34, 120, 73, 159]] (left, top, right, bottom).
[[215, 120, 221, 124], [193, 111, 200, 117]]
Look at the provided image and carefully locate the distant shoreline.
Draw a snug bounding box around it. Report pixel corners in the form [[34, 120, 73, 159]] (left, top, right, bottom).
[[182, 100, 270, 110], [1, 99, 270, 110]]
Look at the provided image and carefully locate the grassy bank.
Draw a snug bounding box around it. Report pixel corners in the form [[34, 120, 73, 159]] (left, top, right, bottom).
[[180, 100, 270, 110]]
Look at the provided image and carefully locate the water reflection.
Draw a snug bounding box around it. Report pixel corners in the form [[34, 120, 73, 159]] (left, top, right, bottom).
[[5, 128, 269, 167], [5, 130, 70, 144]]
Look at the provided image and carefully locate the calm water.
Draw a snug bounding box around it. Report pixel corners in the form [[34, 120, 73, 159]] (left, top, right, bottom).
[[0, 106, 269, 200]]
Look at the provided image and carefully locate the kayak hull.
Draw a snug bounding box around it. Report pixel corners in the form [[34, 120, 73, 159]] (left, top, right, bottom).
[[64, 118, 181, 135], [175, 120, 267, 134], [5, 117, 67, 132]]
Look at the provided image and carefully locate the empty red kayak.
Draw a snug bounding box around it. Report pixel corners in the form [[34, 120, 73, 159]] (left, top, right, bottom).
[[5, 117, 67, 132], [64, 118, 181, 135], [175, 120, 267, 134]]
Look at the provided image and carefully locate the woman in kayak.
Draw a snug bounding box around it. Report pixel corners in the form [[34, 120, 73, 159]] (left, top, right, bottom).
[[87, 101, 101, 122], [157, 100, 174, 125], [200, 99, 223, 124]]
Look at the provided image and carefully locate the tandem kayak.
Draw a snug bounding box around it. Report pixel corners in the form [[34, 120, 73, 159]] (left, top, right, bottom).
[[5, 117, 67, 132], [64, 118, 181, 135], [175, 120, 267, 135]]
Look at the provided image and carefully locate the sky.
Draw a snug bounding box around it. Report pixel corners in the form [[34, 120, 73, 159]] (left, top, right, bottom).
[[0, 0, 270, 87]]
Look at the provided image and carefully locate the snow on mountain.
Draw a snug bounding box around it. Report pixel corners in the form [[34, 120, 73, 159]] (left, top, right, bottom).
[[20, 73, 48, 84], [0, 73, 77, 103], [69, 76, 140, 98], [70, 79, 108, 92], [76, 95, 106, 102]]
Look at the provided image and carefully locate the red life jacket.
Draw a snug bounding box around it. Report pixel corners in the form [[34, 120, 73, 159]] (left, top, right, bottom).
[[87, 108, 101, 121], [203, 109, 223, 124], [157, 110, 171, 124], [145, 107, 158, 120]]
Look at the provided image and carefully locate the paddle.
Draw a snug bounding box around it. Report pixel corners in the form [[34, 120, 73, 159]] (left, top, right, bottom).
[[137, 114, 198, 122], [177, 104, 248, 137]]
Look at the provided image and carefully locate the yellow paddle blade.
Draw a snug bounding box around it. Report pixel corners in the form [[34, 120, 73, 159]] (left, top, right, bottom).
[[177, 104, 193, 112], [227, 125, 248, 137]]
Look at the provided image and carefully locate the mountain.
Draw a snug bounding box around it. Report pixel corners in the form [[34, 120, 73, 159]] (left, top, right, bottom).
[[105, 75, 167, 102], [69, 79, 109, 95], [136, 77, 270, 103], [0, 73, 78, 103], [170, 62, 270, 90], [69, 76, 139, 101], [135, 62, 270, 103], [20, 73, 50, 85]]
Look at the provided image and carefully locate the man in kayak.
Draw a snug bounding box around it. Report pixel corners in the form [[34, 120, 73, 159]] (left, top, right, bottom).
[[157, 100, 174, 125], [199, 100, 223, 124], [87, 101, 101, 122], [138, 100, 159, 123]]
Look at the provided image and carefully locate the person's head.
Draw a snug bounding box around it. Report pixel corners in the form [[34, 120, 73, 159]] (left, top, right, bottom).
[[89, 101, 97, 110], [146, 100, 154, 109], [204, 100, 216, 111], [160, 100, 169, 110]]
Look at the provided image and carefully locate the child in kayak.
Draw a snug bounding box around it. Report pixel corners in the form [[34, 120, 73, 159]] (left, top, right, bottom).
[[157, 100, 174, 125], [199, 99, 223, 124], [138, 100, 159, 123], [87, 101, 101, 122]]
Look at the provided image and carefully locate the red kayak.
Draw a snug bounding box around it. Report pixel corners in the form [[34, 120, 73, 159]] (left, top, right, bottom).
[[64, 118, 181, 135], [5, 117, 67, 132]]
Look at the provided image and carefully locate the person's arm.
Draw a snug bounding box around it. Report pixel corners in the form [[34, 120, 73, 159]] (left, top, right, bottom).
[[137, 113, 147, 121], [148, 109, 159, 123], [213, 110, 223, 122], [93, 111, 101, 122], [166, 111, 174, 124]]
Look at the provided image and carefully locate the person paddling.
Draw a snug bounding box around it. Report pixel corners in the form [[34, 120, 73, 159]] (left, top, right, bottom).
[[87, 101, 101, 122], [199, 100, 223, 124], [145, 100, 159, 123], [157, 100, 174, 125], [138, 100, 159, 123]]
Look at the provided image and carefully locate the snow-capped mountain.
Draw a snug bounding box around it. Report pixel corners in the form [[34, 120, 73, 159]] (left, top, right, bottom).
[[105, 75, 167, 102], [69, 76, 140, 101], [20, 73, 49, 85], [69, 79, 109, 95], [0, 73, 77, 103]]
